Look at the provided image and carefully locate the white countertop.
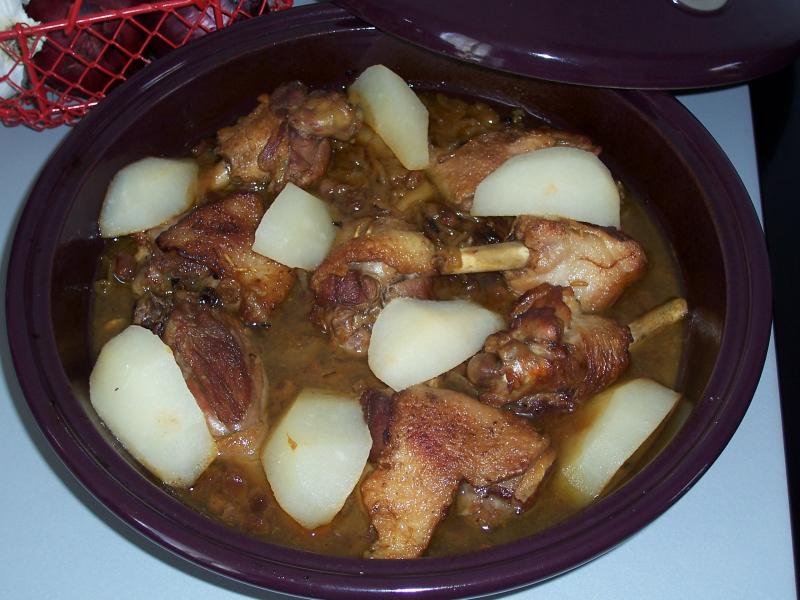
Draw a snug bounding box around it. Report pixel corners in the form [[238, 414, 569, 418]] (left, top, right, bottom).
[[0, 81, 796, 598]]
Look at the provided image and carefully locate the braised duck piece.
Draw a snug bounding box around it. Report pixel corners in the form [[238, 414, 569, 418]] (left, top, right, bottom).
[[467, 283, 632, 413], [157, 192, 295, 327], [503, 216, 647, 312], [309, 210, 644, 352], [216, 81, 361, 191], [427, 127, 598, 211], [131, 250, 216, 299], [309, 217, 437, 353], [128, 241, 245, 335], [424, 214, 645, 313], [360, 385, 555, 559], [282, 84, 361, 140], [161, 302, 268, 440]]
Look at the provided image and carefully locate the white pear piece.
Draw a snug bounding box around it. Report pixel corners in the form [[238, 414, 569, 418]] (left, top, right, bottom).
[[368, 298, 504, 391], [349, 64, 430, 170], [559, 378, 681, 502], [471, 146, 620, 228], [261, 389, 372, 530], [99, 157, 199, 238], [89, 325, 217, 487], [252, 183, 336, 270]]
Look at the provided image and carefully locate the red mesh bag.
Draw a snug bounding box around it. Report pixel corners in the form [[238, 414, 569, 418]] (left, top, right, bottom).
[[0, 0, 292, 130]]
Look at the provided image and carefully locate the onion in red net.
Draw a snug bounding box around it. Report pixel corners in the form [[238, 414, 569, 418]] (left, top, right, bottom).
[[26, 0, 148, 96], [145, 0, 263, 58]]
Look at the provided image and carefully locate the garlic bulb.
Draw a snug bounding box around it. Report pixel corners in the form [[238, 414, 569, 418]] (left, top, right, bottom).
[[1, 0, 41, 99]]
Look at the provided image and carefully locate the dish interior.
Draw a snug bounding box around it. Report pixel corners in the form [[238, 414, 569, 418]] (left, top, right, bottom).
[[36, 16, 733, 584]]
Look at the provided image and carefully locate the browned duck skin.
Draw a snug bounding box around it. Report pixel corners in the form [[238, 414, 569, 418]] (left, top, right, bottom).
[[216, 81, 361, 192], [439, 216, 647, 313], [157, 192, 296, 327], [360, 385, 554, 559], [504, 216, 647, 313], [467, 283, 632, 413]]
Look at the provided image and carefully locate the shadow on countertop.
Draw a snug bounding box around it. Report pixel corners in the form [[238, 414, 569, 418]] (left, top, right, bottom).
[[750, 56, 800, 592]]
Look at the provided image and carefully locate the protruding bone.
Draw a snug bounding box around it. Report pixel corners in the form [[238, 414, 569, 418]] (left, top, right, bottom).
[[440, 242, 530, 275], [628, 298, 689, 346]]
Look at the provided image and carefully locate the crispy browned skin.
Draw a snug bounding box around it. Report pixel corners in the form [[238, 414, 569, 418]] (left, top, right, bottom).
[[310, 218, 437, 353], [455, 447, 556, 530], [162, 302, 267, 438], [467, 284, 631, 413], [427, 128, 598, 211], [360, 385, 554, 559], [216, 81, 360, 191], [506, 217, 647, 312], [157, 193, 295, 326]]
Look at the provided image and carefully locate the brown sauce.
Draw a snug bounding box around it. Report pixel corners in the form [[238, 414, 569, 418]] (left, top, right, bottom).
[[90, 92, 685, 558]]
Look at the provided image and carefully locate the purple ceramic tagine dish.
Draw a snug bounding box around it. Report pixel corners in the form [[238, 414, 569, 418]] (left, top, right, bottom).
[[5, 4, 774, 598]]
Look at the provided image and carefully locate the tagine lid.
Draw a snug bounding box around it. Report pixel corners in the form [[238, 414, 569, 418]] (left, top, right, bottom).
[[334, 0, 800, 89]]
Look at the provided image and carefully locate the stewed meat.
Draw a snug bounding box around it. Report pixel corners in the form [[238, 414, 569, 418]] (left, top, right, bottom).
[[505, 216, 647, 312], [131, 250, 216, 299], [455, 447, 557, 530], [467, 283, 631, 413], [217, 96, 282, 185], [128, 240, 247, 336], [314, 223, 438, 283], [162, 302, 267, 438], [217, 81, 361, 191], [284, 86, 361, 140], [360, 385, 554, 559], [157, 192, 295, 326]]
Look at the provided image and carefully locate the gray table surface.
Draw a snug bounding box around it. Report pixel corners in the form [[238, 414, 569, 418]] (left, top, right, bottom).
[[0, 79, 796, 598]]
